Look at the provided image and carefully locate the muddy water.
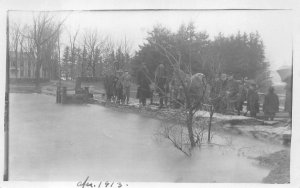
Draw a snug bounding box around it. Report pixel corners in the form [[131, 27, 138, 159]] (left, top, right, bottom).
[[9, 93, 283, 182]]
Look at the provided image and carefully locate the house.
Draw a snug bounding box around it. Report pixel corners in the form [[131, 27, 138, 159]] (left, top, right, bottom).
[[9, 51, 49, 80]]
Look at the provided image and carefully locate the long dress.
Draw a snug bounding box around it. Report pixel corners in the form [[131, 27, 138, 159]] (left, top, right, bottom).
[[263, 92, 279, 119], [247, 89, 260, 117], [137, 66, 151, 105]]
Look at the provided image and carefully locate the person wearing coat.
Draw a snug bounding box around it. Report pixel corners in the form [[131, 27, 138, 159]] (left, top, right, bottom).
[[120, 70, 131, 104], [155, 63, 167, 108], [236, 81, 248, 115], [115, 73, 124, 104], [226, 75, 239, 113], [189, 73, 209, 106], [263, 86, 279, 121], [137, 62, 151, 106], [247, 84, 260, 118], [104, 74, 117, 102]]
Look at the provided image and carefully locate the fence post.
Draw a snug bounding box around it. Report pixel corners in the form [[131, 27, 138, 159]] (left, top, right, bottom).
[[61, 87, 67, 104], [56, 86, 61, 103]]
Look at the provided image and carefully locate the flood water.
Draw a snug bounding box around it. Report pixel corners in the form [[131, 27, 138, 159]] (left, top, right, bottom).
[[9, 93, 284, 182]]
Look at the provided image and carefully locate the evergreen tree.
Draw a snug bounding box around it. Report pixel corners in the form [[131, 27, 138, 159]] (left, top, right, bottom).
[[62, 46, 70, 80]]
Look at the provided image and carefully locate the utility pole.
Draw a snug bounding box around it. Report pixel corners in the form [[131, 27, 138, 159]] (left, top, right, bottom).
[[4, 11, 10, 181]]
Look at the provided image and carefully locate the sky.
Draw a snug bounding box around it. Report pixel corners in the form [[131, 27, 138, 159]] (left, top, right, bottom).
[[10, 10, 293, 83]]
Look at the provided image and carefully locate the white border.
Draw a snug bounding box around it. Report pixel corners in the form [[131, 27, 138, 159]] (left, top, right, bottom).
[[0, 0, 299, 187]]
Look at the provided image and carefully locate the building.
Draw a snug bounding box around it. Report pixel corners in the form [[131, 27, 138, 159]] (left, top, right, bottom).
[[9, 51, 49, 80]]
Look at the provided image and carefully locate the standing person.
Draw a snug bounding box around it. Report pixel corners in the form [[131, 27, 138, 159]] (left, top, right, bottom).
[[115, 70, 124, 104], [247, 84, 260, 118], [121, 70, 131, 104], [137, 62, 151, 106], [263, 86, 279, 121], [236, 80, 248, 115], [218, 73, 228, 113], [210, 76, 222, 113], [104, 73, 116, 102], [171, 64, 187, 108], [226, 74, 239, 114], [155, 63, 167, 108]]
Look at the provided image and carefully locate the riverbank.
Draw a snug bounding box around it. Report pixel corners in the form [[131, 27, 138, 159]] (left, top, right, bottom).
[[11, 81, 291, 146], [10, 93, 276, 182], [256, 149, 290, 183], [11, 81, 292, 145], [10, 83, 291, 183]]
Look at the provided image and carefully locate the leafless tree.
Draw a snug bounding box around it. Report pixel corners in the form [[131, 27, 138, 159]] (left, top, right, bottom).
[[68, 28, 79, 79], [22, 12, 66, 88], [83, 29, 108, 77], [9, 23, 22, 76], [150, 39, 225, 155]]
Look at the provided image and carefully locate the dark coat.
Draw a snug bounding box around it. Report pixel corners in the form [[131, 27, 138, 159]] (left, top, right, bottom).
[[104, 74, 117, 99], [137, 66, 151, 99], [247, 89, 259, 113], [263, 92, 279, 114]]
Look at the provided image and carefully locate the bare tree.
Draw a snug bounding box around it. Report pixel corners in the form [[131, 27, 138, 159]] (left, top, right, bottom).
[[118, 36, 133, 70], [83, 29, 111, 77], [68, 28, 79, 79], [147, 39, 210, 150], [9, 23, 22, 77], [147, 38, 227, 155], [23, 12, 65, 88], [83, 29, 98, 77]]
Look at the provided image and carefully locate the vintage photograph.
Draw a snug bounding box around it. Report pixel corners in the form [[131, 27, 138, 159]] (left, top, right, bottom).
[[5, 9, 292, 183]]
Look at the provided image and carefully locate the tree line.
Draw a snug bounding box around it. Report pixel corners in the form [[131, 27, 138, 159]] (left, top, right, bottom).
[[132, 23, 271, 90], [9, 13, 131, 87], [9, 13, 271, 90], [61, 30, 131, 81]]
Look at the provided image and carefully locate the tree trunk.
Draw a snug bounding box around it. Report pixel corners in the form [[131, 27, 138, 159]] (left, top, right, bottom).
[[187, 109, 196, 148], [35, 61, 41, 89], [35, 46, 41, 89], [208, 105, 213, 143], [92, 63, 96, 77]]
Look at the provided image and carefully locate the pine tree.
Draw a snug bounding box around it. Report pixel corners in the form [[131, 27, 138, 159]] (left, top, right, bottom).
[[62, 46, 70, 80]]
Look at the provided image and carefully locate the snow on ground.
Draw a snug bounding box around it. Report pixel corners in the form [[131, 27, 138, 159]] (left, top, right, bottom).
[[195, 110, 251, 120], [39, 83, 291, 143], [235, 125, 291, 137]]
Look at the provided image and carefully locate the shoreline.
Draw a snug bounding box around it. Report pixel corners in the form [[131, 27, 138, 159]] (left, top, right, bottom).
[[10, 91, 291, 183]]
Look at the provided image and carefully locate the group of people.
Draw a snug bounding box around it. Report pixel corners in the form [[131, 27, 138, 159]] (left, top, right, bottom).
[[103, 70, 132, 104], [211, 73, 280, 120], [104, 62, 283, 121]]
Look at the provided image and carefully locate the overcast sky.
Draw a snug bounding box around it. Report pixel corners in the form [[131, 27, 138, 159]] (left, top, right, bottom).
[[10, 10, 293, 82]]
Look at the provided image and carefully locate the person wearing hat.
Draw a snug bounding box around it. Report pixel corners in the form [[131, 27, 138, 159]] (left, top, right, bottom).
[[263, 86, 279, 121], [136, 62, 151, 106], [115, 70, 124, 104], [155, 63, 167, 108], [120, 70, 131, 104], [226, 74, 239, 114], [247, 83, 260, 117]]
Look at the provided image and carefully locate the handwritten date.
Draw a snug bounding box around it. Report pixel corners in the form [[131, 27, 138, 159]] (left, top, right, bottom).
[[77, 176, 128, 188]]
